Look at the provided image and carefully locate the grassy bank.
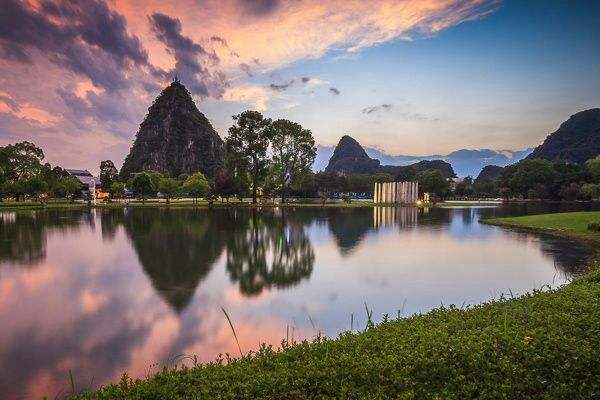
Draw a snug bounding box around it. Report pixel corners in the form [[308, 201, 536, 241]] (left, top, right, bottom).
[[0, 199, 406, 210], [70, 214, 600, 399], [483, 211, 600, 243]]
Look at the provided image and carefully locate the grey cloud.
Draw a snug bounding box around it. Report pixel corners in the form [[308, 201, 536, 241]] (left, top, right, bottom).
[[243, 0, 280, 17], [57, 86, 139, 136], [149, 13, 228, 98], [329, 87, 340, 95], [240, 63, 253, 77], [269, 80, 295, 91], [301, 77, 310, 83], [362, 104, 393, 114], [0, 0, 148, 91]]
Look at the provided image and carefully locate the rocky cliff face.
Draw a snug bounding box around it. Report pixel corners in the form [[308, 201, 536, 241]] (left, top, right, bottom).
[[527, 108, 600, 163], [325, 135, 455, 178], [120, 80, 224, 179]]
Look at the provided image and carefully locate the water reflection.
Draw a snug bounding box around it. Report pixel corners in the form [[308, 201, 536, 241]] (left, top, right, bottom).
[[225, 209, 314, 296], [0, 210, 91, 266], [0, 204, 599, 398]]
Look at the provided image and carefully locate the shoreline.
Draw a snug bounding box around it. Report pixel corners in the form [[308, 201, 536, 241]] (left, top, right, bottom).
[[69, 211, 600, 399], [482, 211, 600, 245]]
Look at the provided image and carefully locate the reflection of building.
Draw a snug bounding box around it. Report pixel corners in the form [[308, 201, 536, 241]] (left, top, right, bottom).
[[65, 169, 107, 199], [373, 206, 418, 229]]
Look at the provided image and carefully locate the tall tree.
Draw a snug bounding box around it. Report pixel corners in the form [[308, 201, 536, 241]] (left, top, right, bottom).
[[213, 168, 237, 202], [2, 141, 45, 180], [269, 119, 316, 202], [99, 160, 119, 191], [130, 172, 155, 203], [225, 111, 272, 203], [158, 177, 180, 204], [417, 170, 449, 196], [62, 177, 82, 203], [182, 172, 209, 203]]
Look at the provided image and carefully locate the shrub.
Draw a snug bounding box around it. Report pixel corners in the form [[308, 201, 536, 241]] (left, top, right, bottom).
[[588, 222, 600, 232]]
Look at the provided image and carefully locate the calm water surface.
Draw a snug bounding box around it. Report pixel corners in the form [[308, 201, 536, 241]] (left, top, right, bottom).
[[1, 204, 598, 398]]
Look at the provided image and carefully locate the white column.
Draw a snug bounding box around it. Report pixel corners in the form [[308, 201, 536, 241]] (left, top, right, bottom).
[[412, 182, 417, 203], [374, 182, 378, 203]]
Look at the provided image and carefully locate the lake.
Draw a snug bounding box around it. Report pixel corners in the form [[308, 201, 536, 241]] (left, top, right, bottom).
[[1, 204, 599, 398]]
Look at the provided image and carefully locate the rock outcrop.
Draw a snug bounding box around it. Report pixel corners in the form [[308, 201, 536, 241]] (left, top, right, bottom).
[[120, 79, 224, 179]]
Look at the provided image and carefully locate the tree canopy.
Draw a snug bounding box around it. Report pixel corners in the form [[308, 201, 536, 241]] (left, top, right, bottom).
[[225, 111, 272, 203]]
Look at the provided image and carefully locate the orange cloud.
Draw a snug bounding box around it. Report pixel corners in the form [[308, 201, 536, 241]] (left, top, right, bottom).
[[114, 0, 500, 73]]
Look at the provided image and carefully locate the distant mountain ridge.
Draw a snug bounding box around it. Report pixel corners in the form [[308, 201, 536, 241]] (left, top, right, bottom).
[[314, 144, 532, 177], [324, 135, 456, 178], [527, 108, 600, 163]]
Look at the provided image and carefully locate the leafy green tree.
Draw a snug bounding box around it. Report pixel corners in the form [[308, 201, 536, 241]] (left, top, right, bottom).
[[62, 176, 82, 203], [473, 178, 497, 197], [1, 141, 45, 180], [586, 156, 600, 183], [505, 159, 556, 198], [372, 173, 394, 183], [110, 181, 126, 200], [225, 111, 272, 203], [417, 170, 449, 196], [24, 176, 49, 203], [158, 177, 180, 204], [130, 172, 155, 203], [559, 182, 581, 201], [99, 160, 119, 191], [315, 171, 345, 204], [213, 168, 237, 202], [346, 173, 372, 194], [290, 170, 317, 198], [454, 176, 474, 196], [269, 119, 316, 202], [581, 183, 600, 200], [182, 172, 209, 203], [145, 170, 164, 192], [1, 180, 25, 201]]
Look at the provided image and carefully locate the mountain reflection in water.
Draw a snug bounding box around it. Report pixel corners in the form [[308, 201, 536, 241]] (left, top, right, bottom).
[[0, 204, 598, 398]]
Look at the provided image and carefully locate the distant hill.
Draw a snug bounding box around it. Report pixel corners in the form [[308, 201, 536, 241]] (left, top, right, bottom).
[[324, 136, 381, 174], [527, 108, 600, 163], [314, 144, 531, 177], [324, 135, 456, 178], [476, 165, 503, 181], [120, 80, 224, 179]]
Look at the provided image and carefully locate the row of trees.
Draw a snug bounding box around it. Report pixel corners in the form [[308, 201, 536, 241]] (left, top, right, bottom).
[[0, 142, 83, 202], [470, 157, 600, 200]]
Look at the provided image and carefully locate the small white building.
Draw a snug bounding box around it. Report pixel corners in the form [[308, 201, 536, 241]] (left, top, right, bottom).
[[65, 169, 99, 200]]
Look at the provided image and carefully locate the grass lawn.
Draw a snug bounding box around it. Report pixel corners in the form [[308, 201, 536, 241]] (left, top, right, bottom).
[[483, 211, 600, 242], [70, 212, 600, 399]]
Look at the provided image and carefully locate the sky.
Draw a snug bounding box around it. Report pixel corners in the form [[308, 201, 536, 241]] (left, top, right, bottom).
[[0, 0, 599, 173]]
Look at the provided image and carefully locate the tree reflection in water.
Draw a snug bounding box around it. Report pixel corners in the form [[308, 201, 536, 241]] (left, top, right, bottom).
[[0, 210, 91, 266], [97, 208, 315, 305], [225, 208, 314, 296]]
